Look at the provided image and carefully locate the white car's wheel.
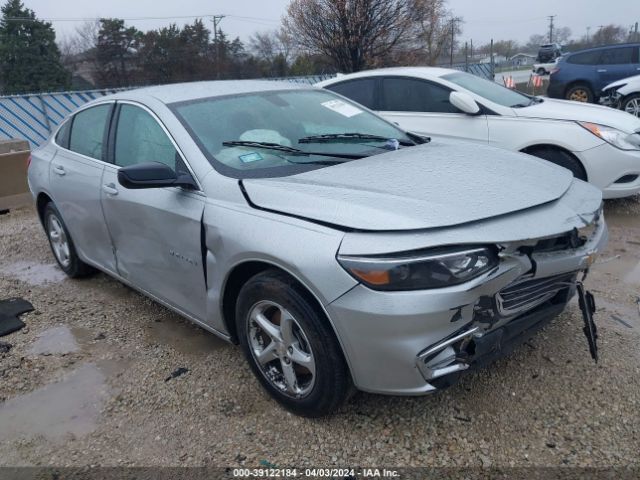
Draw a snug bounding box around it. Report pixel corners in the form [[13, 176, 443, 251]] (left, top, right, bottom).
[[622, 94, 640, 117]]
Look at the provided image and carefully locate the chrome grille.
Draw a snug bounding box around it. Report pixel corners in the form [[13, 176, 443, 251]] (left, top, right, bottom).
[[496, 272, 575, 317]]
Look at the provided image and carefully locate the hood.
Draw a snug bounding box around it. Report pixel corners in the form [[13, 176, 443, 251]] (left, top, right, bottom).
[[604, 74, 640, 94], [242, 141, 573, 231], [514, 98, 640, 133]]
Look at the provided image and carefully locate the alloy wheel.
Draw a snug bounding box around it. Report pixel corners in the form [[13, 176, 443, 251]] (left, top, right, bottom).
[[47, 214, 71, 268], [568, 89, 589, 102], [624, 98, 640, 117], [247, 300, 316, 398]]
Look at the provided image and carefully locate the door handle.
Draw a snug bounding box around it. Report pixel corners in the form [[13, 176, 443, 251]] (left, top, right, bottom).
[[102, 183, 119, 196], [597, 69, 607, 73], [52, 165, 66, 176]]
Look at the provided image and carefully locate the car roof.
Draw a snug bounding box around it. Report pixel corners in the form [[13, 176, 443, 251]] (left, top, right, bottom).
[[317, 67, 459, 85], [566, 42, 640, 55], [102, 80, 310, 105]]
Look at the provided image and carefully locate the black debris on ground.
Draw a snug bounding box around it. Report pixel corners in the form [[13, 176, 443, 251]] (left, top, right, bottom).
[[0, 341, 12, 353], [165, 367, 189, 382], [0, 298, 34, 337]]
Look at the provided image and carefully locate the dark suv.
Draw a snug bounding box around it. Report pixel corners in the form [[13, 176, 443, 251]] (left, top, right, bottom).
[[548, 43, 640, 103], [537, 43, 563, 62]]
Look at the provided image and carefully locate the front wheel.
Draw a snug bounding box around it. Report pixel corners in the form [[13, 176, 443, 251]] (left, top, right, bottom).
[[236, 270, 351, 417], [622, 94, 640, 117]]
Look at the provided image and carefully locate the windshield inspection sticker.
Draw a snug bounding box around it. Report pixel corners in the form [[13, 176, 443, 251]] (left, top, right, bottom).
[[239, 152, 264, 163], [321, 99, 363, 118]]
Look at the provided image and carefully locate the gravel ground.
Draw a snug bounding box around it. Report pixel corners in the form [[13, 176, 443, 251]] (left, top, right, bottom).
[[0, 199, 639, 468]]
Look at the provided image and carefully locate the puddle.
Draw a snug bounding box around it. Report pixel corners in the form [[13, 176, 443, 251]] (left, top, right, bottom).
[[592, 257, 640, 285], [0, 261, 67, 286], [145, 316, 227, 355], [0, 364, 110, 441], [27, 325, 93, 356]]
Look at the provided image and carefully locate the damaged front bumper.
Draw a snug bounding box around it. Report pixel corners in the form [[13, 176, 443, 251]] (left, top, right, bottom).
[[327, 207, 608, 396]]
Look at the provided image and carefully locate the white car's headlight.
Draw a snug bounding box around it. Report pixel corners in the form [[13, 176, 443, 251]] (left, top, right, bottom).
[[578, 122, 640, 151], [337, 246, 498, 291]]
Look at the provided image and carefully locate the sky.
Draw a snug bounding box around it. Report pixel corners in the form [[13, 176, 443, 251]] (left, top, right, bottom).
[[19, 0, 640, 47]]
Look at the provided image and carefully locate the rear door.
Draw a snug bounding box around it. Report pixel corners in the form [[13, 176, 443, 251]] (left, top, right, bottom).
[[100, 102, 207, 320], [377, 76, 488, 144], [596, 46, 638, 92], [49, 103, 117, 273]]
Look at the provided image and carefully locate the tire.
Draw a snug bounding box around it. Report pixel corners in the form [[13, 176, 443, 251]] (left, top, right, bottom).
[[526, 147, 587, 181], [565, 83, 594, 103], [622, 93, 640, 117], [536, 68, 546, 75], [235, 269, 351, 417], [43, 202, 95, 278]]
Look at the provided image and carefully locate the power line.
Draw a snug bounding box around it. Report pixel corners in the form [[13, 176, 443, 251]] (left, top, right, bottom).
[[3, 14, 280, 24]]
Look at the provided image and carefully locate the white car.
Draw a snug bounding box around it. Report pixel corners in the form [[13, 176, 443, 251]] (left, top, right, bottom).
[[600, 74, 640, 118], [532, 59, 558, 76], [318, 67, 640, 199]]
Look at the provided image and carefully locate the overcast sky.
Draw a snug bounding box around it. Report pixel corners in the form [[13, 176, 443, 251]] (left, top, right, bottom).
[[21, 0, 640, 47]]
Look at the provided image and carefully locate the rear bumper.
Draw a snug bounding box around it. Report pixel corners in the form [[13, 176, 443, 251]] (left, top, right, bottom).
[[327, 218, 608, 395], [546, 80, 566, 99]]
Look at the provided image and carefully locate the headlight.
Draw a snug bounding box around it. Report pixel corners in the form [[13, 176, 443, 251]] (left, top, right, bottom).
[[578, 122, 640, 150], [337, 246, 498, 291]]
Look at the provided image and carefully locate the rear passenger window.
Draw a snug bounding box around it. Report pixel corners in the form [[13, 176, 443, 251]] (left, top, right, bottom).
[[69, 105, 111, 160], [55, 120, 71, 149], [567, 51, 602, 65], [326, 79, 377, 109], [380, 77, 459, 113], [600, 47, 635, 65]]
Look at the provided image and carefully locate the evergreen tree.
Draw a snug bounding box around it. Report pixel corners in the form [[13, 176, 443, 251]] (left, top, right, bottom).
[[0, 0, 70, 94]]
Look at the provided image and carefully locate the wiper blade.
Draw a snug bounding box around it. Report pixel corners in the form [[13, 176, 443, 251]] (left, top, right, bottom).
[[221, 140, 366, 160], [298, 133, 414, 146]]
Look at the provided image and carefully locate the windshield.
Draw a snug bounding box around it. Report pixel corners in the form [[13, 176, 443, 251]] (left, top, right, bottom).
[[442, 72, 533, 108], [170, 89, 418, 178]]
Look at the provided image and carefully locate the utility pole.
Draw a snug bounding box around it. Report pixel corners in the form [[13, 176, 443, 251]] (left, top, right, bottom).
[[449, 18, 459, 66], [635, 22, 639, 42], [586, 26, 591, 45], [547, 15, 556, 43], [211, 15, 225, 79]]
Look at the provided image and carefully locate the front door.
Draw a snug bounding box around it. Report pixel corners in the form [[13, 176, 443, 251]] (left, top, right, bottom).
[[377, 76, 489, 144], [100, 103, 206, 320]]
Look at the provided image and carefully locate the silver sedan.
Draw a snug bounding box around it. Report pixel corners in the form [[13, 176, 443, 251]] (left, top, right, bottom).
[[28, 81, 607, 416]]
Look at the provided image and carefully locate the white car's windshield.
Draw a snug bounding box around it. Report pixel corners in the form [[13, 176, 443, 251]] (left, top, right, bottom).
[[442, 72, 535, 108], [171, 89, 419, 178]]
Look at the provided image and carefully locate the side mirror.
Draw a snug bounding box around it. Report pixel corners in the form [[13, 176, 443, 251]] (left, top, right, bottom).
[[118, 162, 197, 190], [449, 91, 481, 115]]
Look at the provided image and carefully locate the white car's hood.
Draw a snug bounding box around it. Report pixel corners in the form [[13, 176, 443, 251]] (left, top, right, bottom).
[[514, 98, 640, 133], [603, 74, 640, 95], [242, 141, 575, 231]]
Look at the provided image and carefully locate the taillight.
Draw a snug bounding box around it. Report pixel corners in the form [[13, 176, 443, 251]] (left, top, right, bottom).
[[26, 154, 32, 169]]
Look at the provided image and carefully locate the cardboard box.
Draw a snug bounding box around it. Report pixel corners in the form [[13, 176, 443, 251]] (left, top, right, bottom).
[[0, 139, 32, 210]]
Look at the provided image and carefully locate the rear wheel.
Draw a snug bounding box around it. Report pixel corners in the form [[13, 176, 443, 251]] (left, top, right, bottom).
[[536, 68, 546, 75], [525, 147, 587, 181], [622, 94, 640, 117], [565, 83, 594, 103], [236, 270, 351, 417], [43, 202, 95, 278]]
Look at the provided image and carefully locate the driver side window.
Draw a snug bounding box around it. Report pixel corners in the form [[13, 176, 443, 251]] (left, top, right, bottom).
[[114, 104, 182, 171]]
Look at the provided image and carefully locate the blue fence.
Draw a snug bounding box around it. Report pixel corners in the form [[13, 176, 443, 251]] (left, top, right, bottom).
[[0, 66, 491, 149], [0, 89, 122, 149]]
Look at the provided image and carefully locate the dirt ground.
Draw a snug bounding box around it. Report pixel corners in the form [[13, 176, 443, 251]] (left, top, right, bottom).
[[0, 198, 639, 468]]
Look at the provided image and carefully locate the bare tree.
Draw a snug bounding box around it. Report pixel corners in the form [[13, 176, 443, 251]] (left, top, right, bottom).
[[284, 0, 411, 72], [591, 24, 628, 45], [409, 0, 458, 65]]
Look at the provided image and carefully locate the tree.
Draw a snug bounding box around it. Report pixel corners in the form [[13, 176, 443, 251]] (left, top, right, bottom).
[[284, 0, 411, 73], [0, 0, 70, 94], [591, 24, 627, 45], [95, 18, 142, 88], [409, 0, 459, 65]]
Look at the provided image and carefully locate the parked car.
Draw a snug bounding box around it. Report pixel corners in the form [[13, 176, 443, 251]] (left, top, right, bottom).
[[533, 57, 560, 76], [600, 74, 640, 117], [29, 81, 607, 417], [537, 43, 563, 63], [547, 43, 640, 103], [318, 67, 640, 198]]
